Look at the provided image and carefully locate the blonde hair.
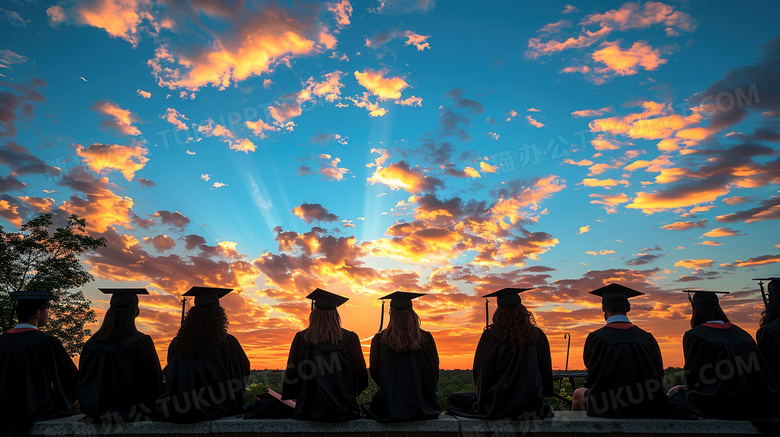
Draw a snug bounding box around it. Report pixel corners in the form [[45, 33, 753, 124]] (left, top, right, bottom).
[[304, 307, 343, 344], [381, 308, 423, 352]]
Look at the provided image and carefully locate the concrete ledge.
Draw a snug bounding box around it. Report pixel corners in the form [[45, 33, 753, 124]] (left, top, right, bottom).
[[458, 412, 763, 435], [30, 411, 763, 436]]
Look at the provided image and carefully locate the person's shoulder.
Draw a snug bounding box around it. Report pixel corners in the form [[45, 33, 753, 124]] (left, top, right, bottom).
[[588, 325, 609, 338], [420, 329, 435, 340], [0, 329, 49, 348], [764, 319, 780, 332], [342, 328, 359, 340]]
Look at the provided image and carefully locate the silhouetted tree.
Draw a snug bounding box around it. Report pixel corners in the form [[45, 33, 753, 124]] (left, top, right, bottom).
[[0, 213, 106, 355]]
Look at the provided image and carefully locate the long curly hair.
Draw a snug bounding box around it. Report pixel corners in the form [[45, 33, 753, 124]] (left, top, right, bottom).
[[304, 308, 343, 344], [381, 308, 423, 352], [486, 305, 537, 349], [760, 280, 780, 327], [173, 305, 228, 356]]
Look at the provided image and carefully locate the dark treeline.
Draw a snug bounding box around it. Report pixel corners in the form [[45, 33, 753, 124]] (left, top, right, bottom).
[[244, 368, 686, 411]]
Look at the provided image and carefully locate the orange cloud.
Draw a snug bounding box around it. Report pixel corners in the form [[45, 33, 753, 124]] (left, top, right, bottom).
[[318, 154, 349, 181], [347, 93, 386, 117], [245, 118, 277, 138], [355, 68, 409, 100], [59, 176, 135, 233], [579, 178, 628, 187], [526, 115, 545, 128], [149, 4, 320, 90], [589, 101, 705, 144], [660, 219, 707, 231], [327, 0, 352, 28], [230, 138, 256, 153], [307, 71, 345, 102], [477, 162, 497, 173], [463, 167, 481, 178], [368, 160, 442, 194], [578, 225, 590, 234], [703, 227, 741, 237], [627, 186, 730, 213], [592, 41, 667, 77], [0, 199, 21, 226], [76, 143, 150, 181], [18, 196, 55, 213], [48, 0, 152, 46], [527, 1, 693, 65], [526, 26, 611, 59], [403, 31, 430, 51], [92, 100, 141, 136], [564, 159, 594, 166], [588, 163, 616, 176], [674, 259, 713, 270], [164, 108, 188, 130], [586, 250, 616, 256], [700, 241, 722, 246], [734, 255, 780, 267], [582, 2, 695, 36]]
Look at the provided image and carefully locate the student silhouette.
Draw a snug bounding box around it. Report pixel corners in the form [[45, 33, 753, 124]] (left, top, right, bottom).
[[157, 287, 250, 423], [77, 288, 163, 424], [447, 288, 553, 420], [0, 290, 78, 437], [272, 288, 367, 422], [572, 284, 667, 417], [669, 290, 779, 420], [363, 292, 441, 422]]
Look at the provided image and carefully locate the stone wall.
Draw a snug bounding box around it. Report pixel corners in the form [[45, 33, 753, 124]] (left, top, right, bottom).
[[30, 411, 764, 437]]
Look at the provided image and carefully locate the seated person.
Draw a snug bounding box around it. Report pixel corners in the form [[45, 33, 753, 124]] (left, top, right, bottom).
[[757, 279, 780, 379], [270, 288, 367, 422], [573, 284, 667, 417], [156, 287, 250, 423], [447, 288, 553, 420], [669, 290, 779, 419], [362, 292, 441, 422], [78, 288, 163, 424], [0, 290, 78, 437]]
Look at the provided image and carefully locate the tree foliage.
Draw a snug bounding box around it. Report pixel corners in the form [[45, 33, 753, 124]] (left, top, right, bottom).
[[0, 213, 106, 355]]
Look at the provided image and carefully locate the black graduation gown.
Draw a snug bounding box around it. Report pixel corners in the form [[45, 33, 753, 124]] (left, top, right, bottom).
[[757, 319, 780, 381], [447, 327, 553, 420], [157, 334, 250, 423], [583, 322, 667, 418], [0, 329, 78, 437], [77, 332, 163, 423], [682, 323, 780, 419], [280, 328, 368, 422], [362, 330, 441, 422]]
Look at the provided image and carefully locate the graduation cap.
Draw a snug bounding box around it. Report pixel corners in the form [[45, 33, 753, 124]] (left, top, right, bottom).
[[377, 291, 426, 332], [589, 283, 644, 304], [482, 288, 532, 328], [753, 278, 780, 308], [99, 287, 148, 308], [183, 286, 233, 308], [682, 289, 730, 305], [9, 290, 55, 301], [306, 288, 348, 310]]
